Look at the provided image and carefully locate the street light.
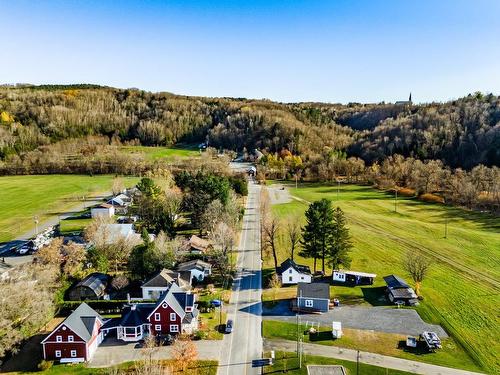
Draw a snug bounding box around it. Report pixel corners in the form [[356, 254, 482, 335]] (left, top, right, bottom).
[[33, 216, 39, 236]]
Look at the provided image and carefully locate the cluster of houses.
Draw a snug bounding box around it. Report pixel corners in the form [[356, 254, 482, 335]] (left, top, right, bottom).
[[276, 258, 418, 313], [42, 281, 198, 363], [90, 190, 135, 219]]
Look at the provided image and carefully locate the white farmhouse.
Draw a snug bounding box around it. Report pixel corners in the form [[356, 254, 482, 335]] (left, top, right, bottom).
[[176, 259, 212, 282], [277, 258, 312, 285]]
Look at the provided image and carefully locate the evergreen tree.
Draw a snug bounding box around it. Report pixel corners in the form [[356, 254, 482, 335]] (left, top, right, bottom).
[[300, 199, 334, 273], [328, 207, 352, 270]]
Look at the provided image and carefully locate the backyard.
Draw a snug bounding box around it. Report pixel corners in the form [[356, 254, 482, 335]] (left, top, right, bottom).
[[264, 182, 500, 373], [0, 175, 139, 243]]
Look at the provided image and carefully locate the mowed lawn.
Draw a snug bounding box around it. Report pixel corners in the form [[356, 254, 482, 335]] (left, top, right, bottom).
[[266, 183, 500, 373], [0, 175, 138, 242], [119, 145, 201, 160]]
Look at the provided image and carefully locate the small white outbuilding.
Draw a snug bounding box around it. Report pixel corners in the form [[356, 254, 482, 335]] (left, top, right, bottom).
[[332, 321, 343, 339], [91, 203, 115, 218]]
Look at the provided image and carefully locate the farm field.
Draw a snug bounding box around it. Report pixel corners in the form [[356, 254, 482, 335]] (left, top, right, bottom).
[[119, 145, 201, 160], [0, 175, 139, 243], [265, 182, 500, 373]]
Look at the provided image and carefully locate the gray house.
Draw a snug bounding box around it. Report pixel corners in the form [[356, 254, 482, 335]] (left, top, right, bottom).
[[296, 282, 330, 313]]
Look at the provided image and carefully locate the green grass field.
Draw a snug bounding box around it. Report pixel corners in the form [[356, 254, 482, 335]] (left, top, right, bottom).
[[0, 175, 138, 242], [119, 145, 201, 160], [263, 351, 413, 375], [266, 183, 500, 373], [263, 320, 481, 372]]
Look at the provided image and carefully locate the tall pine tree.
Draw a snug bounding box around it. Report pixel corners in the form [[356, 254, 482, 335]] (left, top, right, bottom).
[[300, 199, 334, 273], [328, 207, 352, 270]]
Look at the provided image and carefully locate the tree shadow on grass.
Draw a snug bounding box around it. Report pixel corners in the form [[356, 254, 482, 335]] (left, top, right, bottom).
[[0, 333, 44, 373]]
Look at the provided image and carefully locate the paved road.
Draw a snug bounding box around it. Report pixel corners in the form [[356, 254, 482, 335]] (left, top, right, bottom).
[[218, 180, 263, 375], [265, 339, 485, 375], [0, 193, 110, 272]]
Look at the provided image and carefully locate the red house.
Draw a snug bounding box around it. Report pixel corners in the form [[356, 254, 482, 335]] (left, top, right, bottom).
[[41, 303, 104, 363], [101, 283, 198, 341]]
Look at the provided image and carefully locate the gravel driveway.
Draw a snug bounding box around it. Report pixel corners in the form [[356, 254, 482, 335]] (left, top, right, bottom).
[[264, 303, 447, 337]]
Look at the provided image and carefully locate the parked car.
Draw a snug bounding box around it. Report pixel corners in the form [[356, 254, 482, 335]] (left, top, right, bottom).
[[210, 299, 223, 307], [225, 319, 233, 334], [18, 245, 31, 255]]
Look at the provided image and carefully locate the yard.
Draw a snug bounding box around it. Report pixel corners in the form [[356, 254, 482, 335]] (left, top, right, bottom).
[[263, 320, 481, 372], [0, 175, 139, 243], [262, 351, 413, 375], [264, 182, 500, 373]]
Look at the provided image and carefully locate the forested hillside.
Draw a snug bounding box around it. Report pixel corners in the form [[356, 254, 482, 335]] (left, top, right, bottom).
[[1, 85, 498, 170]]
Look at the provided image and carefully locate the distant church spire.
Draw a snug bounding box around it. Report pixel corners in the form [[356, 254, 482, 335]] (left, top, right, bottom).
[[409, 92, 412, 103]]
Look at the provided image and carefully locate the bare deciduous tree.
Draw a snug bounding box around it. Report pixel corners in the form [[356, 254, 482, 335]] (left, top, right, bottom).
[[403, 251, 431, 296], [262, 215, 280, 272], [171, 335, 198, 373], [286, 218, 301, 261], [111, 275, 129, 291], [111, 177, 125, 195]]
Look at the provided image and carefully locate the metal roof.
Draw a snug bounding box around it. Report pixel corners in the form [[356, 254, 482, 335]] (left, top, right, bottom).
[[73, 273, 108, 296], [297, 282, 330, 300], [278, 258, 311, 275], [383, 274, 410, 289]]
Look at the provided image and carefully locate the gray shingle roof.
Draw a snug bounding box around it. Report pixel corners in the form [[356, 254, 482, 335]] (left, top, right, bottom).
[[142, 269, 191, 290], [297, 282, 330, 300], [45, 303, 103, 343], [176, 259, 211, 272]]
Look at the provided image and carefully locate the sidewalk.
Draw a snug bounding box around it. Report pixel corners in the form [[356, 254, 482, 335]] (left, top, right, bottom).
[[264, 338, 484, 375]]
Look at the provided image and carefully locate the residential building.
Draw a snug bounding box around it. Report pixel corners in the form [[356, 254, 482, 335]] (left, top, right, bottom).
[[102, 283, 199, 341], [176, 259, 212, 282], [277, 258, 312, 285], [181, 235, 212, 254], [141, 269, 191, 299], [296, 282, 330, 313], [41, 303, 104, 363]]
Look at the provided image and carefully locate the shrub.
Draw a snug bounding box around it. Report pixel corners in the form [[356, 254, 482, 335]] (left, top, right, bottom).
[[419, 193, 445, 204], [38, 360, 53, 371], [192, 330, 208, 340]]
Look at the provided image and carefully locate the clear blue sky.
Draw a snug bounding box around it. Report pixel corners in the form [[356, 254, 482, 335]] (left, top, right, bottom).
[[1, 0, 499, 103]]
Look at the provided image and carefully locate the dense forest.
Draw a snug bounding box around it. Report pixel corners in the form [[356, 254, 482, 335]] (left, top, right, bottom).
[[0, 85, 498, 213]]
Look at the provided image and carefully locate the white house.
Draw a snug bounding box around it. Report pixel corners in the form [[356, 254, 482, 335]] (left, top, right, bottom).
[[107, 193, 132, 207], [277, 258, 312, 285], [176, 259, 212, 282], [90, 203, 115, 218], [102, 224, 142, 245], [141, 269, 192, 299]]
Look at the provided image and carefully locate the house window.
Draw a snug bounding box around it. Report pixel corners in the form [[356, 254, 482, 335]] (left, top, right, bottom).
[[154, 313, 161, 321], [301, 276, 304, 280], [56, 335, 62, 343], [70, 350, 77, 358], [155, 325, 161, 331], [289, 269, 293, 273], [170, 325, 179, 333], [170, 313, 176, 321], [305, 299, 313, 307], [68, 335, 74, 342], [289, 276, 293, 282], [55, 350, 61, 358]]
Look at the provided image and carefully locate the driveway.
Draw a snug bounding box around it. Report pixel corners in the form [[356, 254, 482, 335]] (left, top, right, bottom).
[[264, 303, 447, 337], [89, 337, 221, 368]]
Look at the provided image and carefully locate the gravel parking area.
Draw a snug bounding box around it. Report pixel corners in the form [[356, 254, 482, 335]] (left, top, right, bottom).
[[264, 304, 447, 337]]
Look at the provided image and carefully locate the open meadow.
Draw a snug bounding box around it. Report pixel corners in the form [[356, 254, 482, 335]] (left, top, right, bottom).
[[119, 145, 201, 160], [265, 183, 500, 373], [0, 175, 139, 242]]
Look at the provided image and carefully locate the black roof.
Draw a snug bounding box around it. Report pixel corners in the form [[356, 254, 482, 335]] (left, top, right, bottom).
[[383, 275, 410, 289], [73, 273, 109, 296], [297, 282, 330, 300], [119, 304, 155, 327], [278, 259, 311, 275]]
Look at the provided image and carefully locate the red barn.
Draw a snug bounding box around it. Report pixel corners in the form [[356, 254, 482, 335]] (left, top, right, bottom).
[[41, 303, 104, 363]]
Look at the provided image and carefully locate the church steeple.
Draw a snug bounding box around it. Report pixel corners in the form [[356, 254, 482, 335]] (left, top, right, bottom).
[[409, 92, 412, 103]]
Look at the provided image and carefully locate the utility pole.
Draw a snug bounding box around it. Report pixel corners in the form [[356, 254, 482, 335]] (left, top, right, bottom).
[[337, 180, 340, 200], [444, 217, 448, 239], [395, 189, 398, 213], [295, 173, 298, 189], [356, 350, 360, 375], [33, 216, 39, 236]]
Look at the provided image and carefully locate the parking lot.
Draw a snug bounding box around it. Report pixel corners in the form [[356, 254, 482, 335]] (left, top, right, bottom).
[[263, 302, 447, 337]]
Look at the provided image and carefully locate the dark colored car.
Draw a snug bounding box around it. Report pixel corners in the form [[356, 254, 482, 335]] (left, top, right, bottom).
[[225, 319, 233, 333]]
